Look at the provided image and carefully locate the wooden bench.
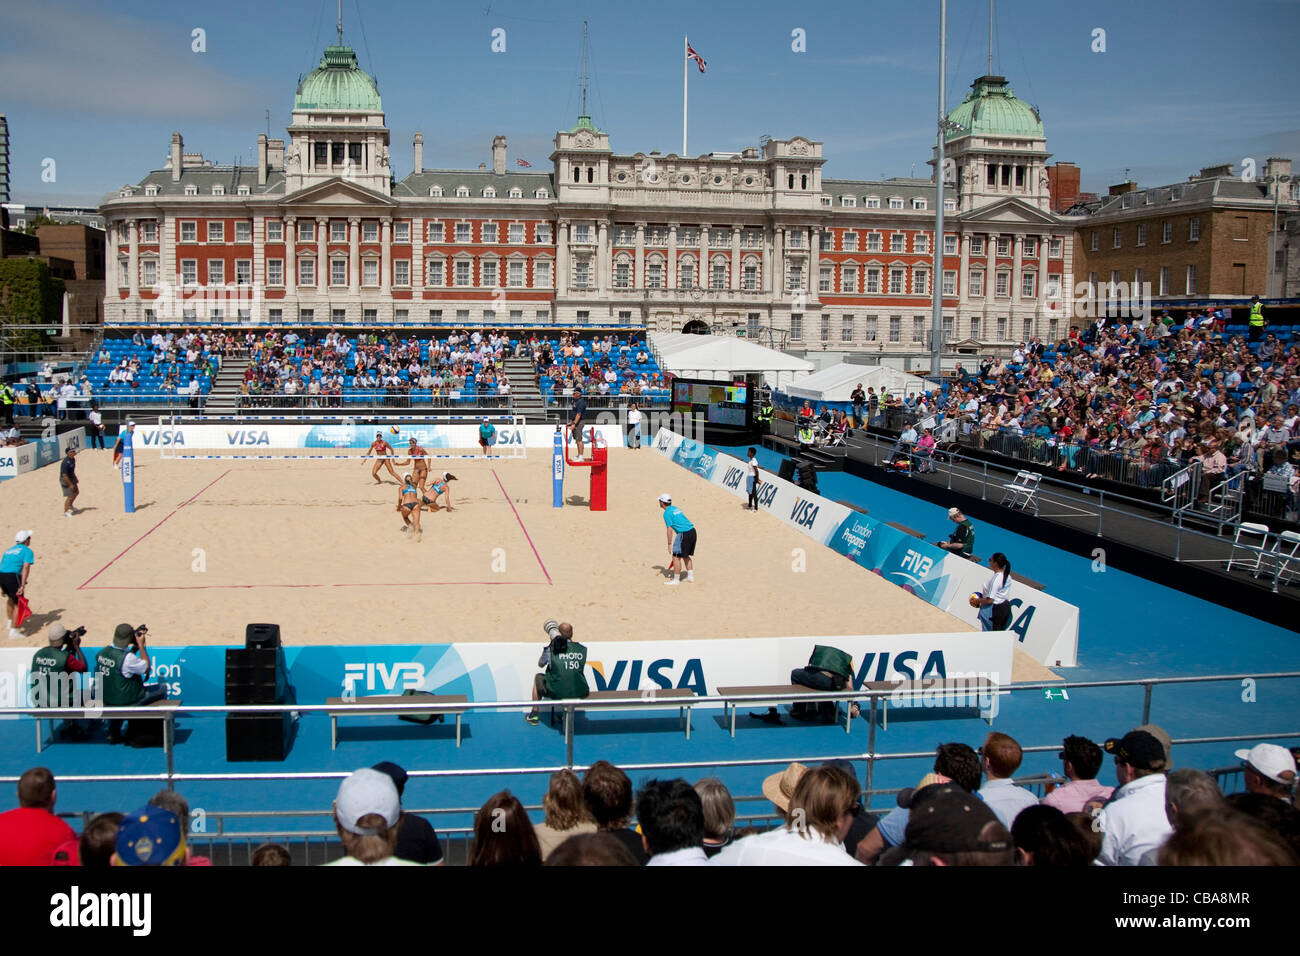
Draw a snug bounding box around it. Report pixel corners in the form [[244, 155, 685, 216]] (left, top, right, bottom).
[[862, 678, 998, 729], [324, 693, 468, 750], [35, 698, 182, 753], [885, 521, 927, 540], [762, 434, 803, 454], [546, 688, 697, 740], [717, 685, 856, 737]]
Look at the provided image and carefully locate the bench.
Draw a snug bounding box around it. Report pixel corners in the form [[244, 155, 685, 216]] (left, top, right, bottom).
[[546, 688, 696, 740], [862, 678, 998, 729], [717, 685, 856, 737], [324, 693, 468, 750], [35, 698, 182, 753], [762, 434, 803, 454], [885, 521, 927, 540]]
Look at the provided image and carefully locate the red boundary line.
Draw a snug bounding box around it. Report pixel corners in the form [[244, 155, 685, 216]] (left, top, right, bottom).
[[80, 581, 537, 591], [492, 467, 553, 586], [76, 470, 231, 590]]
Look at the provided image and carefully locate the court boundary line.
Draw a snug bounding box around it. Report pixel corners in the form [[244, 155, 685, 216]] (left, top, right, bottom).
[[76, 469, 232, 590], [79, 580, 540, 591], [492, 466, 553, 586]]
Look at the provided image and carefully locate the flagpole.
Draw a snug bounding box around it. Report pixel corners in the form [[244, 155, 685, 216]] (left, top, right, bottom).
[[683, 36, 688, 156]]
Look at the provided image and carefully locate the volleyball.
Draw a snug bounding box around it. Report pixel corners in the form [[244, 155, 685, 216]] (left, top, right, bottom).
[[969, 592, 982, 608], [390, 426, 401, 435]]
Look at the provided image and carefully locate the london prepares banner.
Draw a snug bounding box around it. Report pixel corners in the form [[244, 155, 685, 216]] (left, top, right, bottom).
[[131, 422, 624, 452], [652, 429, 1079, 667], [0, 632, 1011, 716]]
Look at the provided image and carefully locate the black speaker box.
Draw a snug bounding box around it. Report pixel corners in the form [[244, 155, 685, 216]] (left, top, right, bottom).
[[225, 713, 292, 761], [778, 459, 797, 483], [246, 623, 281, 650], [225, 647, 289, 705]]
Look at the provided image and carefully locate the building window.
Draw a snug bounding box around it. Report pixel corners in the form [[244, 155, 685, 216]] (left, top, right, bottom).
[[483, 309, 496, 323], [363, 308, 378, 323], [890, 233, 906, 253], [393, 261, 410, 286], [1189, 218, 1201, 241], [207, 221, 224, 242], [711, 263, 726, 289], [1023, 317, 1033, 340], [180, 221, 197, 242], [234, 221, 251, 243], [914, 198, 928, 210], [1089, 231, 1098, 252], [297, 308, 313, 322], [1023, 237, 1037, 258], [819, 231, 832, 251], [944, 198, 956, 212], [912, 316, 925, 342], [536, 223, 552, 244], [1159, 266, 1170, 295], [267, 259, 284, 285], [915, 234, 929, 255], [330, 220, 346, 242], [427, 260, 444, 286], [1186, 265, 1197, 295], [331, 259, 347, 286], [889, 197, 904, 210], [996, 236, 1011, 257], [509, 309, 524, 322], [864, 267, 881, 294], [841, 196, 856, 208], [786, 263, 802, 292], [362, 221, 378, 242], [841, 315, 854, 342], [394, 221, 410, 243], [267, 308, 282, 323], [944, 234, 957, 255], [1113, 227, 1122, 249], [647, 262, 664, 289], [843, 232, 858, 252], [912, 269, 928, 295], [942, 270, 957, 296], [508, 260, 524, 288], [141, 221, 158, 243], [680, 261, 696, 289], [235, 260, 252, 285], [142, 260, 157, 286], [819, 266, 833, 293], [1050, 237, 1063, 258], [841, 267, 857, 293], [483, 187, 496, 198], [1137, 224, 1148, 246], [1133, 268, 1144, 293], [790, 314, 803, 339], [866, 232, 882, 252], [864, 315, 877, 341], [889, 315, 901, 342], [1021, 272, 1036, 298], [576, 310, 590, 324], [942, 314, 954, 341], [866, 196, 880, 208], [455, 260, 472, 286], [574, 259, 590, 289], [786, 229, 803, 249], [1162, 221, 1173, 243], [614, 262, 631, 288], [428, 309, 444, 322], [575, 224, 591, 244], [742, 264, 758, 290], [456, 222, 472, 243], [456, 186, 469, 198], [266, 220, 283, 242], [332, 308, 347, 324], [180, 260, 197, 285], [821, 315, 831, 341], [712, 228, 731, 248], [456, 309, 470, 323], [509, 222, 525, 243], [207, 260, 225, 284], [996, 316, 1008, 340], [481, 260, 498, 288], [482, 222, 498, 243], [995, 272, 1010, 297], [1046, 274, 1061, 299], [971, 236, 985, 256], [535, 260, 552, 287], [970, 316, 981, 339], [888, 268, 905, 294], [536, 309, 550, 322], [969, 270, 984, 296], [298, 220, 315, 242], [427, 222, 443, 243]]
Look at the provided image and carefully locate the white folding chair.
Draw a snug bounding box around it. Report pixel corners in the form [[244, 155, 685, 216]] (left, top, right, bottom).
[[1261, 530, 1300, 585], [1226, 522, 1271, 575], [1000, 471, 1031, 507], [1000, 471, 1042, 514]]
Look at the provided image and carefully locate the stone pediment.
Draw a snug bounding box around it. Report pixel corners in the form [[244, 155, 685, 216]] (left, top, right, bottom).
[[281, 177, 396, 208], [956, 196, 1058, 226]]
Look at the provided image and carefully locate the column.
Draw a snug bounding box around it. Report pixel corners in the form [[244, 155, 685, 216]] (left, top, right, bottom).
[[667, 223, 678, 290], [412, 217, 424, 294], [285, 217, 297, 297], [698, 223, 710, 292], [634, 222, 646, 289], [127, 220, 139, 298], [348, 217, 360, 296], [730, 224, 741, 292], [160, 215, 174, 308], [987, 232, 998, 339], [1012, 233, 1024, 311], [1038, 232, 1052, 330], [381, 217, 392, 295], [597, 220, 609, 296], [959, 231, 971, 327], [809, 225, 821, 304], [556, 220, 570, 296], [762, 225, 772, 295], [316, 217, 328, 295], [774, 225, 786, 301]]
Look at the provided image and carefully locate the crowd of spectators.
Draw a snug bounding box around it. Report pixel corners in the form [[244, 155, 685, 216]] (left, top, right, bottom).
[[531, 331, 666, 398], [5, 727, 1295, 866]]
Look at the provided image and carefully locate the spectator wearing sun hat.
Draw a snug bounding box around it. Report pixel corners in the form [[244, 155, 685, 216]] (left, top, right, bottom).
[[711, 764, 863, 866], [324, 768, 422, 866], [113, 805, 186, 866], [1235, 743, 1298, 804], [1095, 730, 1173, 866]]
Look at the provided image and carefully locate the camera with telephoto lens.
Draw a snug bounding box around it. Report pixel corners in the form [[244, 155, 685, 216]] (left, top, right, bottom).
[[62, 625, 87, 649], [543, 619, 568, 654]]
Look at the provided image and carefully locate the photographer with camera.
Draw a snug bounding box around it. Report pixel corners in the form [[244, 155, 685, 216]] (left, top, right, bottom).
[[95, 622, 167, 745], [30, 624, 91, 741], [525, 621, 588, 726]]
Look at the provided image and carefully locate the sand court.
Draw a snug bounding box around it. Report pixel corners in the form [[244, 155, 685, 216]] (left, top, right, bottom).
[[1, 444, 980, 653]]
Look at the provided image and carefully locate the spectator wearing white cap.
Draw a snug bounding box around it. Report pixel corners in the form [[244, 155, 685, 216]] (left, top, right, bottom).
[[1235, 743, 1298, 804], [936, 507, 976, 558], [323, 768, 423, 866], [1, 531, 35, 639]]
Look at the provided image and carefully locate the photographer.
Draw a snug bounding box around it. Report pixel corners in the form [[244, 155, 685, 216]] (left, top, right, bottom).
[[525, 621, 588, 726], [30, 624, 91, 741], [95, 622, 167, 745]]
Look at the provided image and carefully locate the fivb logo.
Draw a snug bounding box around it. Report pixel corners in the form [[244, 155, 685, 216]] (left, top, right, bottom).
[[790, 496, 820, 529], [342, 662, 425, 696], [897, 549, 934, 587]]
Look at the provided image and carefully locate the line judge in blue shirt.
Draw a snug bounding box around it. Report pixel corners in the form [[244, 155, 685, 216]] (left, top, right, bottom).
[[658, 493, 696, 586]]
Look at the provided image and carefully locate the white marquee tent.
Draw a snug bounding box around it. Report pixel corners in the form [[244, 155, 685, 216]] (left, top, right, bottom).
[[782, 362, 931, 402], [649, 333, 814, 388]]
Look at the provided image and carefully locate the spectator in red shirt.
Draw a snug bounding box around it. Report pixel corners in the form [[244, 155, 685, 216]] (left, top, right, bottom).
[[0, 767, 76, 866]]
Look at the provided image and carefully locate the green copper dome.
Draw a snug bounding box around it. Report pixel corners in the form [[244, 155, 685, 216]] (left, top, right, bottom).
[[945, 75, 1043, 142], [294, 46, 382, 112]]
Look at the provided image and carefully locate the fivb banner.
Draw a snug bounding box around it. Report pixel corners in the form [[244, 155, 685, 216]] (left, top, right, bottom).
[[0, 428, 85, 480], [652, 429, 1080, 667], [0, 631, 1012, 716], [132, 422, 624, 452]]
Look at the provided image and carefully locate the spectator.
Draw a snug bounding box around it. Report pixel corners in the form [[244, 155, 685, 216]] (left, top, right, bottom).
[[323, 767, 419, 866], [0, 768, 77, 866], [1225, 792, 1300, 860], [113, 805, 186, 867], [370, 761, 445, 864], [72, 812, 125, 867], [1158, 813, 1298, 866], [850, 383, 866, 423], [1010, 804, 1095, 866], [582, 760, 648, 864], [251, 843, 292, 866], [148, 789, 212, 865], [95, 623, 167, 745], [1234, 743, 1298, 804], [914, 428, 937, 472], [856, 742, 983, 864], [895, 783, 1015, 867], [693, 778, 736, 859], [533, 769, 597, 860], [468, 791, 542, 867], [978, 732, 1040, 828], [635, 779, 708, 866], [1042, 735, 1114, 813], [1095, 730, 1173, 866], [712, 765, 864, 866], [545, 831, 640, 867], [1064, 811, 1103, 863], [824, 759, 876, 858], [936, 507, 976, 558]]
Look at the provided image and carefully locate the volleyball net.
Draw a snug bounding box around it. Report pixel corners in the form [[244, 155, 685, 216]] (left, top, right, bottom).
[[152, 414, 528, 461]]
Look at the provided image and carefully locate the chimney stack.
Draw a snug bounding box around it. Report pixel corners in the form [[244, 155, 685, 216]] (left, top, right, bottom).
[[170, 132, 183, 182], [1108, 180, 1137, 197], [257, 133, 268, 186], [413, 132, 423, 175], [1263, 158, 1293, 200], [492, 135, 507, 176]]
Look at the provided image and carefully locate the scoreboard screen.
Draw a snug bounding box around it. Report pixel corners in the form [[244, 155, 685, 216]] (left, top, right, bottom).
[[672, 379, 751, 428]]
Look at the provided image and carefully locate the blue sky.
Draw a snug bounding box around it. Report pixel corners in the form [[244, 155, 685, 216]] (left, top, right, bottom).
[[2, 0, 1297, 207]]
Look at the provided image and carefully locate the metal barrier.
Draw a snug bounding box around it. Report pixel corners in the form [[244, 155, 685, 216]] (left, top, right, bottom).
[[234, 391, 514, 411]]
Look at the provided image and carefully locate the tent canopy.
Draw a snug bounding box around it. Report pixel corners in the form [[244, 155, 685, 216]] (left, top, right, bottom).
[[650, 332, 813, 388], [783, 362, 931, 402]]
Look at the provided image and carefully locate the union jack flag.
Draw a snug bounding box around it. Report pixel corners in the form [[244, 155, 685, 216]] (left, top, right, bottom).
[[516, 158, 532, 167], [686, 42, 706, 73]]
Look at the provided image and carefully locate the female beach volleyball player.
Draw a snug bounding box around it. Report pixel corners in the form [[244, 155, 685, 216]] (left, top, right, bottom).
[[364, 431, 401, 484], [399, 436, 430, 494], [426, 472, 457, 511], [396, 473, 424, 540]]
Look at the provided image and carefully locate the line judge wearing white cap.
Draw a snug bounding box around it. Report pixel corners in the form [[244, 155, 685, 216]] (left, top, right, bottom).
[[658, 494, 696, 586], [1, 531, 35, 639], [324, 768, 422, 866], [1235, 743, 1298, 803]]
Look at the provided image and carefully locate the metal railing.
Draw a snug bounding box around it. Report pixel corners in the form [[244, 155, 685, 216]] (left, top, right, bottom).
[[233, 390, 516, 411]]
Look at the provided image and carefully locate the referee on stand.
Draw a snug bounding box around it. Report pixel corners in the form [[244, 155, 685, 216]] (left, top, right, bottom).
[[658, 494, 696, 586]]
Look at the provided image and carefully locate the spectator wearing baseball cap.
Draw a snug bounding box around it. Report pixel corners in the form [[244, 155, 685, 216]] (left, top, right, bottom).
[[113, 805, 186, 866], [1042, 735, 1114, 813], [1095, 730, 1173, 866], [856, 742, 983, 864], [1235, 743, 1298, 803], [323, 767, 421, 866], [898, 783, 1014, 866], [371, 761, 444, 864]]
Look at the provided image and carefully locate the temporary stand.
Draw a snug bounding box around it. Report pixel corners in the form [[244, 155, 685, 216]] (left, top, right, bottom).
[[562, 426, 608, 511]]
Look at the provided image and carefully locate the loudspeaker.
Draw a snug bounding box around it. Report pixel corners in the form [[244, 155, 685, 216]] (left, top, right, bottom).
[[246, 623, 281, 650], [225, 713, 292, 761], [225, 647, 289, 706], [778, 459, 797, 483]]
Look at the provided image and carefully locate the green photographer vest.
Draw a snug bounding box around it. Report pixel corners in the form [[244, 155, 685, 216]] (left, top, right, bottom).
[[809, 645, 854, 682], [543, 641, 590, 699], [95, 645, 146, 706], [30, 647, 75, 708]]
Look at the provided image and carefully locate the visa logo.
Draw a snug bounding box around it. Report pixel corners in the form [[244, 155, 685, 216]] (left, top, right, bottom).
[[588, 658, 706, 696], [756, 483, 777, 507], [226, 430, 270, 446], [790, 497, 820, 528], [342, 662, 425, 694], [496, 428, 523, 445], [140, 430, 184, 446], [722, 466, 744, 489]]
